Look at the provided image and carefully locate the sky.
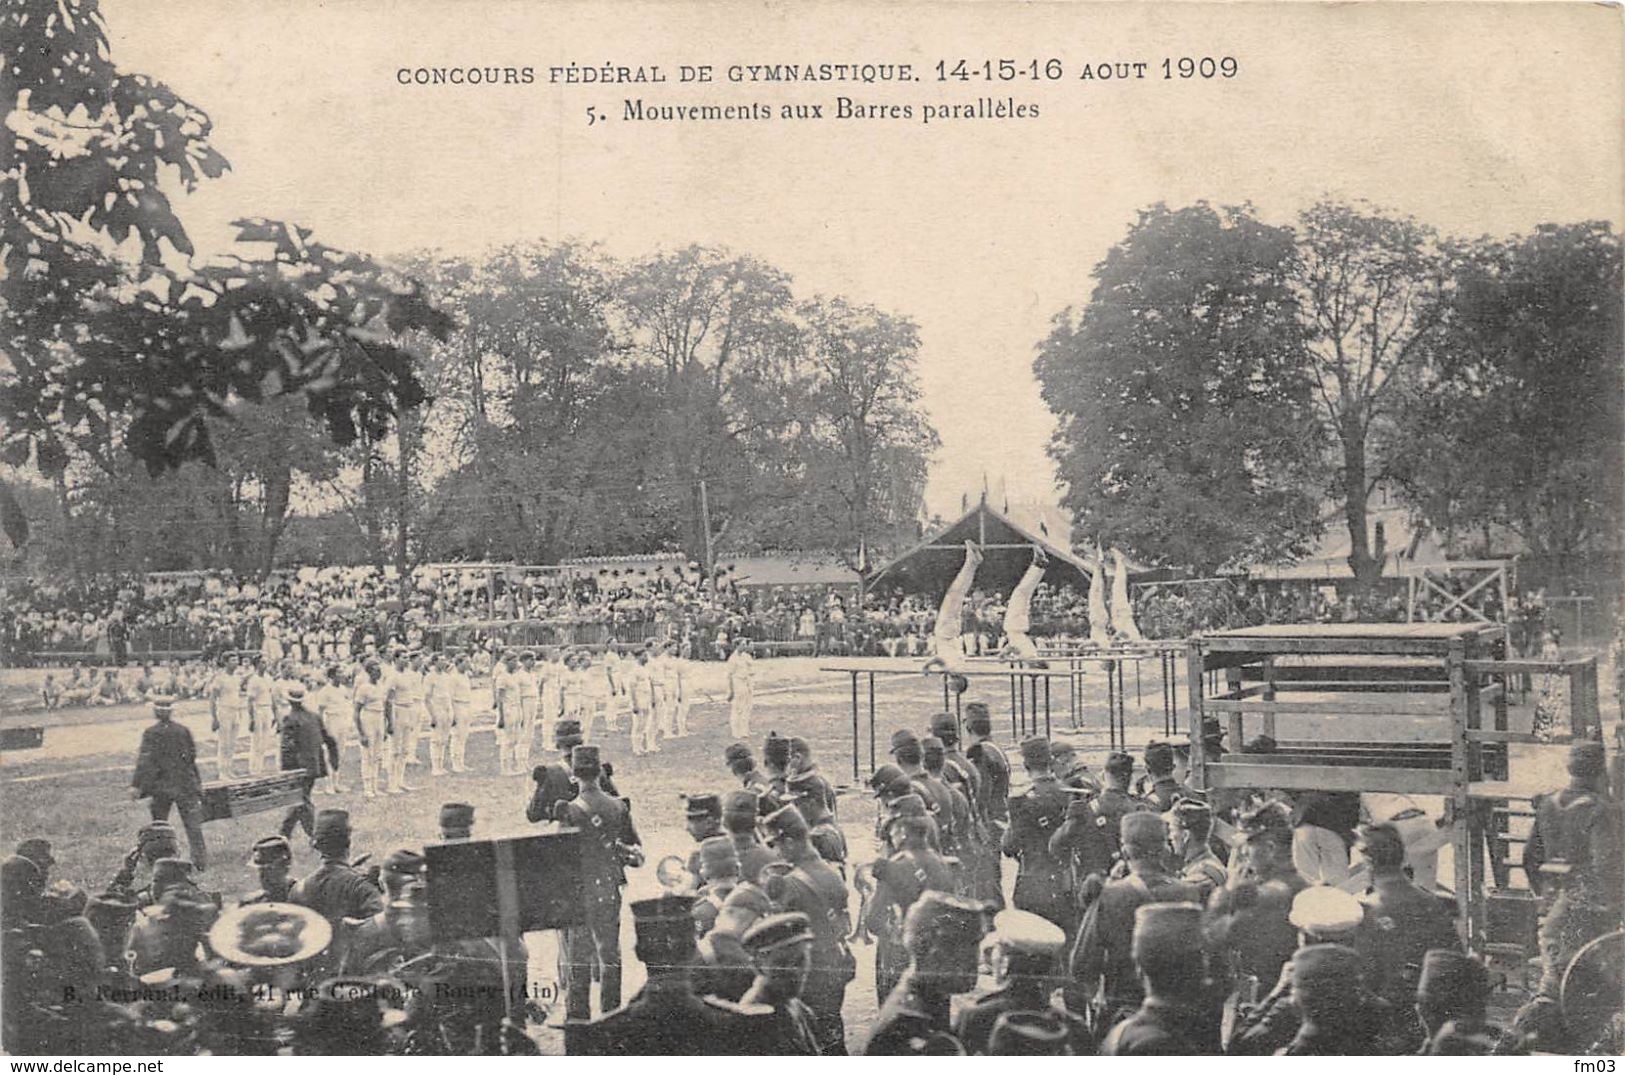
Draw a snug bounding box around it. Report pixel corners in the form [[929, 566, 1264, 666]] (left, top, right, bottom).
[[104, 0, 1623, 522]]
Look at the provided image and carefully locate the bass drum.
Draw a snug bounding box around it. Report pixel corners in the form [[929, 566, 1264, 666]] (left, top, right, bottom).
[[1561, 928, 1624, 1055]]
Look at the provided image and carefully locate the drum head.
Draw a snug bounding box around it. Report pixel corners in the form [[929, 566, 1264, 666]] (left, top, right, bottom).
[[208, 901, 333, 966]]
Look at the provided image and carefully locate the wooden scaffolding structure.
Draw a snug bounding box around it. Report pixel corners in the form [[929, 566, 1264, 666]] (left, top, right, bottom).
[[1186, 622, 1602, 945]]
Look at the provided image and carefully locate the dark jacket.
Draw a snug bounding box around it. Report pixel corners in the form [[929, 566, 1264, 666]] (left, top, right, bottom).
[[133, 720, 202, 800], [279, 703, 333, 779]]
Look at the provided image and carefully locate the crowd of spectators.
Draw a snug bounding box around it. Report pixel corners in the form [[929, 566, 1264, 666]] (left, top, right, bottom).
[[2, 562, 1565, 674]]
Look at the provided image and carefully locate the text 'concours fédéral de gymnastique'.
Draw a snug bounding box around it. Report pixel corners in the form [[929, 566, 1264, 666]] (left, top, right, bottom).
[[391, 58, 1241, 126]]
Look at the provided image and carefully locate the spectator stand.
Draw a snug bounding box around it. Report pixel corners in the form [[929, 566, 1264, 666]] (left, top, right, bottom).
[[1185, 622, 1602, 948]]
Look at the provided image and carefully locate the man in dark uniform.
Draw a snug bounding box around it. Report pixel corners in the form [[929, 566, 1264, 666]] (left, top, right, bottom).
[[787, 736, 839, 818], [1353, 823, 1459, 1013], [1052, 751, 1152, 900], [107, 822, 180, 907], [682, 793, 725, 879], [1415, 948, 1509, 1055], [866, 795, 958, 1004], [1170, 799, 1227, 899], [692, 835, 742, 937], [558, 744, 641, 1020], [1207, 802, 1308, 1001], [1069, 812, 1202, 1030], [567, 894, 765, 1055], [921, 736, 973, 859], [131, 697, 207, 869], [724, 741, 773, 800], [894, 731, 959, 852], [963, 703, 1010, 909], [722, 789, 780, 885], [342, 848, 429, 975], [763, 802, 854, 1055], [1139, 740, 1197, 811], [1002, 737, 1073, 932], [239, 835, 295, 904], [739, 912, 823, 1055], [527, 719, 585, 825], [930, 713, 999, 905], [787, 775, 848, 869], [289, 809, 385, 928], [956, 908, 1088, 1055], [865, 891, 988, 1055], [1101, 901, 1218, 1055], [1280, 944, 1381, 1054], [278, 684, 336, 840], [1513, 739, 1623, 1047], [123, 857, 217, 979], [1050, 741, 1098, 794]]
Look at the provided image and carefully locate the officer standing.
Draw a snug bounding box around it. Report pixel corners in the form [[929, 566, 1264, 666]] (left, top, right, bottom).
[[1100, 902, 1218, 1055], [130, 697, 208, 870], [738, 913, 823, 1054], [1207, 802, 1309, 999], [762, 803, 854, 1055], [567, 895, 764, 1056], [279, 684, 337, 840], [724, 742, 774, 801], [1514, 739, 1622, 1047], [1002, 737, 1073, 932], [866, 795, 957, 1003], [722, 789, 780, 885], [239, 835, 295, 904], [107, 822, 181, 906], [788, 775, 848, 869], [787, 736, 839, 818], [1279, 944, 1380, 1055], [681, 792, 725, 878], [557, 744, 641, 1020], [893, 731, 959, 853], [1068, 813, 1202, 1030], [1415, 949, 1508, 1055], [1051, 752, 1151, 901], [1139, 741, 1197, 810], [526, 718, 585, 824], [342, 849, 430, 975], [289, 809, 385, 927], [963, 703, 1011, 831], [1352, 823, 1459, 1012], [865, 891, 988, 1055], [921, 737, 973, 858], [956, 909, 1088, 1055], [762, 731, 792, 803], [1170, 799, 1228, 899]]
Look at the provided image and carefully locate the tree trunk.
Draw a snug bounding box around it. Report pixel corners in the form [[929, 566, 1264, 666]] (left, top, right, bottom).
[[1340, 421, 1384, 598], [53, 471, 78, 582], [257, 463, 293, 580]]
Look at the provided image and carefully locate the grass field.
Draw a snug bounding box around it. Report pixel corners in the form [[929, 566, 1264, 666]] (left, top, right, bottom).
[[1, 651, 1615, 1052]]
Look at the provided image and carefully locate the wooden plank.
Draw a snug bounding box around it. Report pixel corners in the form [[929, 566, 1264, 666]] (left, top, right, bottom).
[[1203, 761, 1456, 795], [1266, 664, 1451, 684], [1271, 681, 1451, 694], [1186, 639, 1209, 787], [1462, 658, 1596, 676], [1203, 698, 1451, 716]]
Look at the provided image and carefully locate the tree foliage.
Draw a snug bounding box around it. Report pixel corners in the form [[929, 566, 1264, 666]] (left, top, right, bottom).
[[1035, 203, 1325, 572], [1390, 223, 1623, 559], [1, 0, 448, 480]]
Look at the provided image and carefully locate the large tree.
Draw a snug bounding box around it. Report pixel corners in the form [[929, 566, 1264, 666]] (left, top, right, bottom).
[[1294, 201, 1445, 592], [1, 0, 449, 566], [1035, 203, 1325, 572], [1390, 223, 1623, 560]]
